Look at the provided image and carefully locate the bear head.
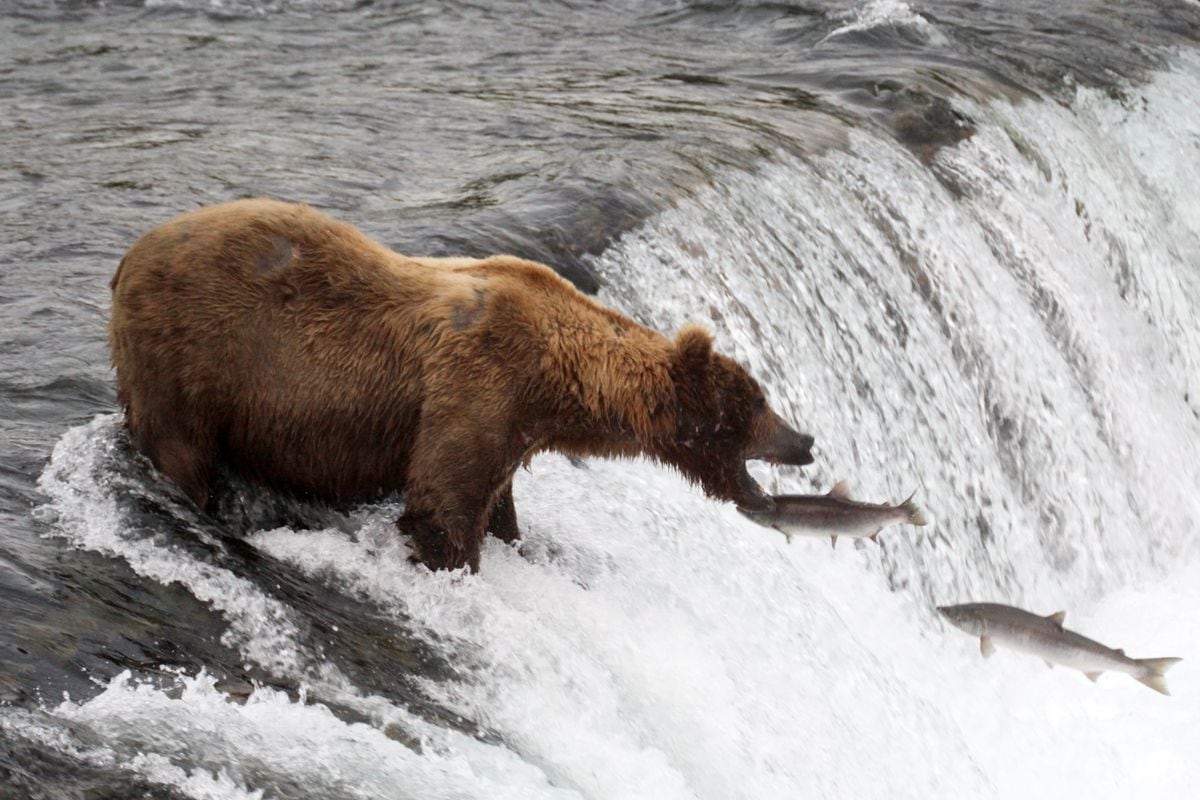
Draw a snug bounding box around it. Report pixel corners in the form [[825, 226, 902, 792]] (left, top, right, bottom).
[[661, 325, 815, 511]]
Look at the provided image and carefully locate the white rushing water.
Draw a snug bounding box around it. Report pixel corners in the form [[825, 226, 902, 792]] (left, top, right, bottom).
[[13, 49, 1200, 800]]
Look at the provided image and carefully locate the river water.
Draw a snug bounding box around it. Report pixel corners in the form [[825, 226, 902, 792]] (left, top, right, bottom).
[[2, 1, 1199, 798]]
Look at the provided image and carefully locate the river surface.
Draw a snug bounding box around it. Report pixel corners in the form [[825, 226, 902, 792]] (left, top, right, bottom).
[[2, 1, 1200, 798]]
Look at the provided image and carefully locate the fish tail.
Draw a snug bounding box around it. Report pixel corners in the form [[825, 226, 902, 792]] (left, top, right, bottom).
[[1134, 657, 1183, 695], [902, 492, 927, 526]]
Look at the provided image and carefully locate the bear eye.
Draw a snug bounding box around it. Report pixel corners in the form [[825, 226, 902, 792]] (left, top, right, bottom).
[[751, 396, 767, 412]]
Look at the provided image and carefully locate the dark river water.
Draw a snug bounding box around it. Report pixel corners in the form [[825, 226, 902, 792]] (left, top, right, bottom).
[[2, 2, 1200, 798]]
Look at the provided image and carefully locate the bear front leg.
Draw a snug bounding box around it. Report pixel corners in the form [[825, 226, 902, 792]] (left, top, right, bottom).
[[487, 480, 521, 544], [400, 418, 513, 572]]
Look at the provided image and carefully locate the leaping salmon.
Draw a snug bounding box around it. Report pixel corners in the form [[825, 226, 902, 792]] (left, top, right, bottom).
[[938, 602, 1182, 695], [738, 480, 927, 548]]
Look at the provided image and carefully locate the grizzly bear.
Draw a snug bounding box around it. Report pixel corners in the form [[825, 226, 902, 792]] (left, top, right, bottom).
[[109, 199, 815, 571]]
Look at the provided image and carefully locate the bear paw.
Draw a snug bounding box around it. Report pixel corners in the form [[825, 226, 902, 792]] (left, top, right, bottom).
[[399, 515, 478, 572]]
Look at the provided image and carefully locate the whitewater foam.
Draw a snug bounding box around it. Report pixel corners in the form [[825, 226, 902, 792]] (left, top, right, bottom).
[[250, 453, 1196, 799], [33, 416, 579, 799], [820, 0, 947, 46]]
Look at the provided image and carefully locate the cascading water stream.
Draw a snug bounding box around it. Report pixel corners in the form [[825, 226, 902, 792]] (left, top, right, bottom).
[[590, 51, 1200, 609]]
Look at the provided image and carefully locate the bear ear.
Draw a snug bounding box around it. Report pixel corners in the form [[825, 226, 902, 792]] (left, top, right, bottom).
[[674, 324, 713, 370]]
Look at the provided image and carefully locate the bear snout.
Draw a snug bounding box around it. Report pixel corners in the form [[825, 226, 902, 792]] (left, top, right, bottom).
[[747, 411, 815, 467], [792, 433, 816, 465]]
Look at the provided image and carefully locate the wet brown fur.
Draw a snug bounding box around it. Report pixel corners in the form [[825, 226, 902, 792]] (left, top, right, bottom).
[[110, 199, 783, 571]]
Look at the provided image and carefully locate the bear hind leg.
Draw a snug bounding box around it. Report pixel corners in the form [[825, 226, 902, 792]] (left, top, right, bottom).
[[132, 422, 217, 510]]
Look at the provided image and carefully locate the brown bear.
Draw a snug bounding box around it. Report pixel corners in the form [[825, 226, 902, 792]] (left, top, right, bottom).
[[109, 199, 815, 571]]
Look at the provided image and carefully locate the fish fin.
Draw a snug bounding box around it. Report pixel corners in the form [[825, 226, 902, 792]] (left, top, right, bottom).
[[869, 531, 879, 544], [1135, 656, 1182, 697], [1044, 660, 1054, 669], [1085, 671, 1102, 683], [1046, 611, 1066, 627], [1136, 673, 1172, 696], [830, 535, 838, 549], [901, 493, 927, 526], [1138, 657, 1182, 673], [827, 480, 852, 499], [980, 635, 995, 658]]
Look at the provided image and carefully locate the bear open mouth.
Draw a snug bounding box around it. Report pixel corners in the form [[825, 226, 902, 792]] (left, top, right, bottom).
[[734, 463, 774, 513], [736, 419, 814, 512]]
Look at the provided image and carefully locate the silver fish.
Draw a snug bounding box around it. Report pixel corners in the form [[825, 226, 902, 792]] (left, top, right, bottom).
[[739, 480, 927, 548], [938, 602, 1182, 695]]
